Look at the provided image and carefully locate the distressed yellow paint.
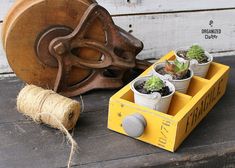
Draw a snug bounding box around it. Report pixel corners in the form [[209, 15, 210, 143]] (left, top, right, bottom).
[[108, 51, 230, 152]]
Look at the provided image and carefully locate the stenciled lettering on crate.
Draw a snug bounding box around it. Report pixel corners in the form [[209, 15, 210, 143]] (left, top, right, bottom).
[[184, 78, 224, 134]]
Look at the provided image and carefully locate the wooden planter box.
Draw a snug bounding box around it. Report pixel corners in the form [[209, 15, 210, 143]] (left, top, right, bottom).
[[108, 51, 230, 152]]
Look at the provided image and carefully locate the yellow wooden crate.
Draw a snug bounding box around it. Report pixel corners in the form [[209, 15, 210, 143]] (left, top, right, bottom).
[[107, 51, 230, 152]]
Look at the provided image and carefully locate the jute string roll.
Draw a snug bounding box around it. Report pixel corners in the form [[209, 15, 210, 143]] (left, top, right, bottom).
[[17, 85, 81, 168]]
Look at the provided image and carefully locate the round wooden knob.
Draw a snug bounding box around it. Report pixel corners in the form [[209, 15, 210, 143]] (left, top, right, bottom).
[[122, 113, 147, 138]]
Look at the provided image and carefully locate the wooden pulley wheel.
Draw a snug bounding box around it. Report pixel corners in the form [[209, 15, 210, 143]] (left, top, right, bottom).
[[2, 0, 147, 97]]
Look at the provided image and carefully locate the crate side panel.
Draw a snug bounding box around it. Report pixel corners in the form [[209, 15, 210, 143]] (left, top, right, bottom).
[[174, 69, 229, 151]]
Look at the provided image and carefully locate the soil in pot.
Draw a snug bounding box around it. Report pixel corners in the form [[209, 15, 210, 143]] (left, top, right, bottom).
[[176, 50, 209, 64], [156, 67, 191, 80], [135, 82, 171, 96]]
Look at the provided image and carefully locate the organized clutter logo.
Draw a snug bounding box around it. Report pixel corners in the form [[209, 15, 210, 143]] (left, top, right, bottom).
[[209, 20, 214, 27], [201, 20, 222, 40]]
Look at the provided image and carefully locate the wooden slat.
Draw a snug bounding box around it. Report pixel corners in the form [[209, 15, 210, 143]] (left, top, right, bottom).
[[0, 1, 235, 73], [1, 0, 235, 19], [0, 23, 12, 73], [0, 0, 15, 21], [113, 9, 235, 59], [98, 0, 235, 16]]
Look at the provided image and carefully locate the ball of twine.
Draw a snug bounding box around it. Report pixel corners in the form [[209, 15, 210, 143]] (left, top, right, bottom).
[[17, 85, 80, 130], [17, 85, 81, 168]]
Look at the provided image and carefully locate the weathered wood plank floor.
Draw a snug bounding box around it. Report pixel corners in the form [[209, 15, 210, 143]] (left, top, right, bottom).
[[0, 57, 234, 168]]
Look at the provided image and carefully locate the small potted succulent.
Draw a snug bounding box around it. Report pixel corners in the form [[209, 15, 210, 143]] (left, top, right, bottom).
[[131, 75, 175, 113], [152, 60, 193, 93], [175, 44, 213, 78]]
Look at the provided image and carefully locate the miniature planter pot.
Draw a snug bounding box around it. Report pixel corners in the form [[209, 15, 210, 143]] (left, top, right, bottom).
[[130, 76, 175, 113], [175, 48, 213, 78], [152, 62, 193, 94]]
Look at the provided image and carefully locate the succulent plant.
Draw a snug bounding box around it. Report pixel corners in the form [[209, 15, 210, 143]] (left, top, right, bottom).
[[144, 76, 165, 92], [186, 45, 207, 63], [164, 60, 190, 79]]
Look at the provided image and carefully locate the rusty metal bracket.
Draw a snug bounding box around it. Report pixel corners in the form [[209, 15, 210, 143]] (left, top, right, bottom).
[[36, 3, 150, 97]]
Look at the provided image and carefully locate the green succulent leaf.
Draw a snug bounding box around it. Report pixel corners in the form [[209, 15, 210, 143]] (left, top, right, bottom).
[[186, 45, 207, 63], [144, 76, 165, 92], [164, 60, 189, 79], [174, 59, 189, 73]]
